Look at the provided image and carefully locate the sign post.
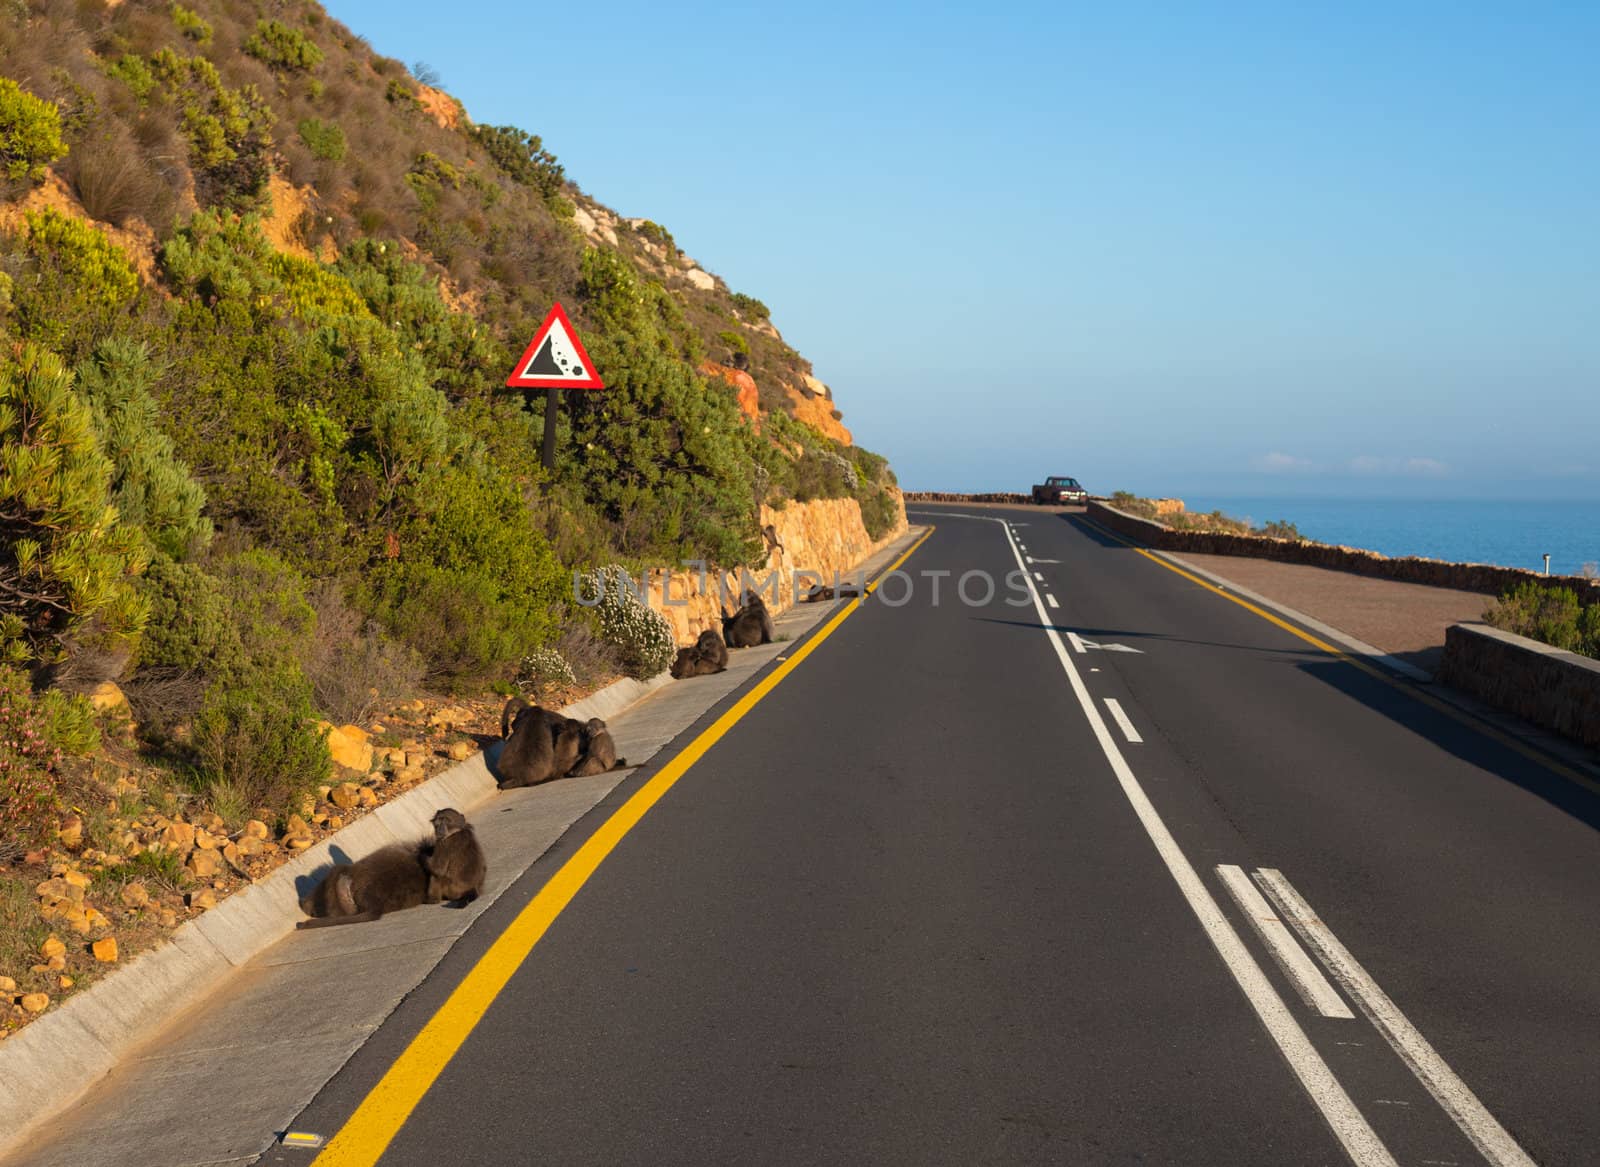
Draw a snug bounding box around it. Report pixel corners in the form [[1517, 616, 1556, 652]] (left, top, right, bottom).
[[505, 302, 605, 470]]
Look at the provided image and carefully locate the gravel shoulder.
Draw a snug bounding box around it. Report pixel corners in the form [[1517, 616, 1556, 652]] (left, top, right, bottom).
[[1168, 550, 1491, 675]]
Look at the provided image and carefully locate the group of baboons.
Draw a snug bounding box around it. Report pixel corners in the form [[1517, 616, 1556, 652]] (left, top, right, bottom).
[[295, 592, 779, 927]]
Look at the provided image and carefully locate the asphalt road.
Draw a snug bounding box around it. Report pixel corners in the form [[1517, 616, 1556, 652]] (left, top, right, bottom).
[[266, 506, 1600, 1166]]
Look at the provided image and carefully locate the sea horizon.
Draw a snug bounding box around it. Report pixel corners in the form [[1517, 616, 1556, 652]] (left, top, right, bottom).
[[1177, 496, 1599, 578]]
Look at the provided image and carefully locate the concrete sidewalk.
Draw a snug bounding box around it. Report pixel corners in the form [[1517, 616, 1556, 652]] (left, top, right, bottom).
[[0, 527, 925, 1167]]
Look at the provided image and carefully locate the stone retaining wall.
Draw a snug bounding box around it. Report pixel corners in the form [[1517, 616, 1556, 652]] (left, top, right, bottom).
[[643, 493, 909, 646], [1437, 624, 1600, 750], [1087, 501, 1600, 602]]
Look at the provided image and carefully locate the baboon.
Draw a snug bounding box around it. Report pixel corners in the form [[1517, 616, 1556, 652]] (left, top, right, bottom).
[[805, 581, 861, 602], [497, 697, 585, 788], [423, 807, 486, 905], [723, 592, 775, 648], [568, 717, 628, 777], [694, 628, 729, 670], [671, 629, 728, 678], [297, 845, 430, 928]]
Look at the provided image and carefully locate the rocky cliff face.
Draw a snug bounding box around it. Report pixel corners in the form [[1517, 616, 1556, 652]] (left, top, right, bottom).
[[645, 495, 909, 645]]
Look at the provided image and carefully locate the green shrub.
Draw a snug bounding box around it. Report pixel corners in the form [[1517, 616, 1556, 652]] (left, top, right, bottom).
[[244, 20, 325, 73], [135, 554, 241, 673], [296, 117, 345, 161], [191, 662, 329, 812], [1254, 519, 1303, 540], [730, 292, 770, 320], [516, 646, 576, 694], [75, 338, 214, 560], [577, 566, 675, 679], [170, 3, 212, 44], [147, 50, 275, 209], [9, 208, 140, 358], [470, 123, 564, 200], [1485, 582, 1598, 657], [36, 688, 100, 756], [717, 329, 749, 357], [635, 220, 675, 253], [0, 668, 64, 856], [0, 345, 149, 673], [360, 561, 549, 684], [0, 79, 67, 184]]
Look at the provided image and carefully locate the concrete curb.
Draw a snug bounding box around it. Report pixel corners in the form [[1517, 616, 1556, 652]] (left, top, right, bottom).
[[0, 672, 651, 1151]]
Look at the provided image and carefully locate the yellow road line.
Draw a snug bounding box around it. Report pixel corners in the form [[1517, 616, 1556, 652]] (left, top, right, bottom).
[[1073, 515, 1597, 793], [313, 526, 933, 1167]]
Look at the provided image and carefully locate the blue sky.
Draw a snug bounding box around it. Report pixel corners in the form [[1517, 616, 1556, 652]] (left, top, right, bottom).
[[326, 1, 1599, 499]]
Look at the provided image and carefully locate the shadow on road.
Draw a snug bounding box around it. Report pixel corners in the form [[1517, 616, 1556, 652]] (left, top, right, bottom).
[[1295, 657, 1600, 834]]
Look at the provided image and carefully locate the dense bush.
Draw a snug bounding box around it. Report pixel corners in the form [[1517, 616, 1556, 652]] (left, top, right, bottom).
[[470, 123, 564, 201], [1485, 582, 1600, 658], [190, 660, 330, 812], [0, 668, 63, 858], [577, 566, 675, 679], [0, 344, 149, 674], [296, 117, 345, 161], [7, 208, 140, 360], [244, 20, 325, 74], [75, 338, 213, 560], [171, 4, 212, 44], [0, 79, 66, 184]]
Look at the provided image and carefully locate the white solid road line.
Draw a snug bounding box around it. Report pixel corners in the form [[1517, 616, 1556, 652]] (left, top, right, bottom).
[[985, 517, 1398, 1167], [1255, 870, 1537, 1167], [1045, 593, 1059, 609], [1065, 631, 1086, 654], [1103, 698, 1143, 744], [1216, 866, 1353, 1019]]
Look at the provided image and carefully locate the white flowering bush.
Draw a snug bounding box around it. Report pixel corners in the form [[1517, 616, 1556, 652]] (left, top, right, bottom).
[[578, 565, 676, 679], [516, 646, 576, 693]]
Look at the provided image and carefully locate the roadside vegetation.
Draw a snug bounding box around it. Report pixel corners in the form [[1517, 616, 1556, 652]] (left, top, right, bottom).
[[1109, 492, 1302, 540], [0, 0, 899, 1028], [1483, 581, 1600, 660]]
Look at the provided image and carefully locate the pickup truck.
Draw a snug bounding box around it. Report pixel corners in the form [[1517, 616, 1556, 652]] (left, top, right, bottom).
[[1032, 475, 1088, 505]]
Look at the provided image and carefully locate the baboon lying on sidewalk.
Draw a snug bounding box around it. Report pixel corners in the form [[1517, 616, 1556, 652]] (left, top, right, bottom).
[[722, 593, 774, 648], [424, 807, 486, 905], [670, 629, 728, 678], [297, 844, 430, 928], [568, 717, 628, 776], [497, 696, 583, 788]]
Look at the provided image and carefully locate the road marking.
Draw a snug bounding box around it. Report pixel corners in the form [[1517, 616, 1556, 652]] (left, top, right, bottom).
[[1044, 592, 1059, 609], [1066, 630, 1086, 654], [1215, 866, 1352, 1019], [1033, 571, 1044, 581], [1103, 698, 1143, 744], [1255, 870, 1536, 1167], [1026, 556, 1060, 564], [981, 517, 1396, 1167], [309, 529, 936, 1167]]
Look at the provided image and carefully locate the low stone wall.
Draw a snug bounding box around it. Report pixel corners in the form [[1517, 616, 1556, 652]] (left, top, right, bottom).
[[1086, 502, 1600, 602], [643, 493, 909, 646], [1437, 624, 1600, 750]]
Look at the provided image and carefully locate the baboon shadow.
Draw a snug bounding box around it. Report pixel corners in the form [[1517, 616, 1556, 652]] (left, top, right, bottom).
[[293, 844, 355, 899]]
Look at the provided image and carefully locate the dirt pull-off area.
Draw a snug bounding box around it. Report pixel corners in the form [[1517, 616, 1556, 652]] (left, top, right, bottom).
[[1170, 551, 1490, 675]]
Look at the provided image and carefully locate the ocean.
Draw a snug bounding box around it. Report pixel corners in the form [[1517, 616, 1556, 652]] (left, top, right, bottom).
[[1177, 498, 1600, 578]]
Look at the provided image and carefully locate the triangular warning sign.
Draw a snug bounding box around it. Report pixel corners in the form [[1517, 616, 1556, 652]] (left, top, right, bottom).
[[505, 302, 604, 390]]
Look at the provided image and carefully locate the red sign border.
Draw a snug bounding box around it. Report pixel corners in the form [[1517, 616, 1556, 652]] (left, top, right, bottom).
[[505, 301, 605, 390]]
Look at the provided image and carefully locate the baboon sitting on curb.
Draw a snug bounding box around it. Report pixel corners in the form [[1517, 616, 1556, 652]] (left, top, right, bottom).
[[497, 696, 583, 788], [722, 592, 775, 648], [567, 717, 628, 776], [297, 844, 431, 928], [670, 629, 728, 678], [423, 807, 486, 905]]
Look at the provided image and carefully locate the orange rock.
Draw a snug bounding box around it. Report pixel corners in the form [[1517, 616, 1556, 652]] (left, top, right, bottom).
[[19, 993, 48, 1014], [699, 361, 761, 421], [39, 936, 65, 959], [92, 938, 118, 963]]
